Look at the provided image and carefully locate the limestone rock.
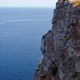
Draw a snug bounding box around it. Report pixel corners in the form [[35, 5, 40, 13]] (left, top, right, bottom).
[[35, 0, 80, 80]]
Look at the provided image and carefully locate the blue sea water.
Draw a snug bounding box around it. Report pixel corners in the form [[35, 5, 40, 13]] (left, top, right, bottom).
[[0, 8, 53, 80]]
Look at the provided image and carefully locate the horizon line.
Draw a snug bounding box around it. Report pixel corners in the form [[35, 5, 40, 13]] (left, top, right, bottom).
[[0, 6, 54, 9]]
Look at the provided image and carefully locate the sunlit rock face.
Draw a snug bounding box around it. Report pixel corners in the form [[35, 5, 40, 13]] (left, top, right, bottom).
[[69, 0, 80, 7], [35, 0, 80, 80]]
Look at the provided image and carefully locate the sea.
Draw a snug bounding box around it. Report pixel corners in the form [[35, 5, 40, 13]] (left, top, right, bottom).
[[0, 8, 53, 80]]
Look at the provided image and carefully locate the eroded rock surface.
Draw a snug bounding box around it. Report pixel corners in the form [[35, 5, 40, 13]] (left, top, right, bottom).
[[35, 0, 80, 80]]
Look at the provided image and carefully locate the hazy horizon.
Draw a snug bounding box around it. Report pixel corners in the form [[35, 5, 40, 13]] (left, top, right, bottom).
[[0, 0, 57, 8]]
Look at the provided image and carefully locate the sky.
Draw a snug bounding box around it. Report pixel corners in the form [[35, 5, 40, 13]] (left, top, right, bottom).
[[0, 0, 57, 8]]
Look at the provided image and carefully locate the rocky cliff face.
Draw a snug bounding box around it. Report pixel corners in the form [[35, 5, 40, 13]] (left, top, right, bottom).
[[35, 0, 80, 80]]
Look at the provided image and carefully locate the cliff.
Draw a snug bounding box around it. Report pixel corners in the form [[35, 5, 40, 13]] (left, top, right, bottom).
[[35, 0, 80, 80]]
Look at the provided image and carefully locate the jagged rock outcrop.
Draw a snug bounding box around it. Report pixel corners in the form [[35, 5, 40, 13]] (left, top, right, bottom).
[[35, 0, 80, 80]]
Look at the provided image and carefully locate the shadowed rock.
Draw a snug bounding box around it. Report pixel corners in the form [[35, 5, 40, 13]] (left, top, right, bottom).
[[35, 0, 80, 80]]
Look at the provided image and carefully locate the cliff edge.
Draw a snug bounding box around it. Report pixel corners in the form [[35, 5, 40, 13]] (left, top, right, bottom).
[[35, 0, 80, 80]]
